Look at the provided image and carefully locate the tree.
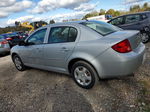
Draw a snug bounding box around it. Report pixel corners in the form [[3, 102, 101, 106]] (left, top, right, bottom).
[[82, 11, 99, 19], [130, 5, 140, 12], [106, 9, 115, 16], [99, 9, 106, 15], [143, 2, 148, 9], [0, 26, 30, 34], [49, 20, 55, 24], [142, 2, 150, 11], [114, 11, 121, 17], [15, 21, 20, 27]]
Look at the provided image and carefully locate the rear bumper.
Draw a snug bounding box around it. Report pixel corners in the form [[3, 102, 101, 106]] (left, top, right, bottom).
[[92, 43, 145, 79], [0, 48, 10, 54]]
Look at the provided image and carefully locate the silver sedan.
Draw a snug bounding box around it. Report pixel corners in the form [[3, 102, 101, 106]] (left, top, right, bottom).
[[11, 20, 145, 89]]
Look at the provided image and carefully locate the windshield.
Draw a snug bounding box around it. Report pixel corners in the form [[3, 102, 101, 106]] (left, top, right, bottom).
[[80, 21, 121, 36]]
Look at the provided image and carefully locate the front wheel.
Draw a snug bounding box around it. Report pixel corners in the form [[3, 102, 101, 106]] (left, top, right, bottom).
[[141, 32, 150, 43], [71, 61, 99, 89], [13, 55, 26, 71]]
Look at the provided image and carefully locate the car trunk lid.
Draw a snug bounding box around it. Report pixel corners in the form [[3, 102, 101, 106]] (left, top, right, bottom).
[[104, 30, 141, 50], [0, 39, 8, 48]]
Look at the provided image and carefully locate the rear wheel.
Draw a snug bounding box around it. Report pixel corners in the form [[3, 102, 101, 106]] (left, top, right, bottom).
[[141, 32, 150, 43], [13, 55, 26, 71], [71, 61, 99, 89]]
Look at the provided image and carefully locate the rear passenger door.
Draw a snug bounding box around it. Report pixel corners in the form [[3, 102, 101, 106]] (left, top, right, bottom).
[[121, 14, 142, 30], [43, 26, 78, 70]]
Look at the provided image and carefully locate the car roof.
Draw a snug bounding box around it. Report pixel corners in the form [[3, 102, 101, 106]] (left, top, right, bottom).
[[46, 20, 84, 26], [43, 20, 101, 28], [32, 20, 100, 33], [0, 33, 17, 37]]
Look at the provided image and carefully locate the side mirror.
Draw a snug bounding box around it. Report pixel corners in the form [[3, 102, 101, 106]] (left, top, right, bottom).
[[18, 40, 35, 46], [18, 40, 26, 46], [26, 42, 35, 45]]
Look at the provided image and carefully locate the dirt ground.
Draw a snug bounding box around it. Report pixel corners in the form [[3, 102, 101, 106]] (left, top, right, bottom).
[[0, 43, 149, 112]]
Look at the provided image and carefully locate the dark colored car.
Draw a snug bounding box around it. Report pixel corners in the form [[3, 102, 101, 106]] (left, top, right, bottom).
[[7, 36, 23, 48], [108, 11, 150, 43], [1, 33, 23, 48], [12, 31, 28, 39]]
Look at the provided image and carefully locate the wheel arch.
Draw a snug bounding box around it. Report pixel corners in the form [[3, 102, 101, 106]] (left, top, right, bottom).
[[11, 53, 18, 61], [68, 58, 101, 80]]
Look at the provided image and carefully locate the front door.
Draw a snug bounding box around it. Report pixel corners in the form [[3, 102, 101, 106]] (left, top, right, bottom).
[[20, 28, 47, 65]]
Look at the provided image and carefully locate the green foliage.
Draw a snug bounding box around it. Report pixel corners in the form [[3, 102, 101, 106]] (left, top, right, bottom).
[[114, 11, 121, 17], [130, 2, 150, 12], [130, 5, 141, 12], [106, 9, 115, 16], [99, 9, 106, 15], [49, 20, 55, 24], [142, 2, 150, 11], [82, 11, 99, 19], [0, 26, 30, 34]]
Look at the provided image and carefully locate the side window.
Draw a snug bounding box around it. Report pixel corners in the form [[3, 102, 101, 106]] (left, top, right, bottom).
[[68, 27, 77, 42], [48, 27, 77, 43], [125, 15, 140, 24], [141, 14, 147, 20], [27, 28, 47, 45], [110, 17, 124, 25]]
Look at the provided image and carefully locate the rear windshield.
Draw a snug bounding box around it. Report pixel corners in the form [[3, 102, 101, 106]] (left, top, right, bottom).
[[80, 21, 121, 36], [7, 33, 17, 37]]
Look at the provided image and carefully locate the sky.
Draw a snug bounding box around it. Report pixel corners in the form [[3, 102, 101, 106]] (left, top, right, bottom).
[[0, 0, 149, 27]]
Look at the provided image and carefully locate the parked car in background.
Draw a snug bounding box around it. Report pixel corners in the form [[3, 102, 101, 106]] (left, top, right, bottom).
[[12, 31, 28, 39], [11, 20, 145, 89], [108, 11, 150, 43], [0, 35, 10, 55], [0, 33, 24, 48], [6, 35, 23, 48]]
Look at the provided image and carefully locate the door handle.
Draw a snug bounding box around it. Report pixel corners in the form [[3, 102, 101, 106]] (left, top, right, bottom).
[[61, 47, 69, 52], [36, 48, 40, 50], [36, 48, 42, 52]]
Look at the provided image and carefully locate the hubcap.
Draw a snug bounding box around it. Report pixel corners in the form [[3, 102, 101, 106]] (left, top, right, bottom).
[[141, 33, 149, 43], [14, 57, 22, 70], [74, 66, 92, 86]]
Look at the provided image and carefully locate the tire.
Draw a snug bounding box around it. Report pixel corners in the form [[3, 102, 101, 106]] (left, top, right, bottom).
[[141, 32, 150, 43], [71, 61, 99, 89], [13, 55, 26, 71]]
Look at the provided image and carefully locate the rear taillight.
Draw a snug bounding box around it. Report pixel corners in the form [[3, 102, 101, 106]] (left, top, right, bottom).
[[112, 39, 132, 53], [6, 37, 12, 41], [19, 36, 23, 39], [0, 40, 8, 44]]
